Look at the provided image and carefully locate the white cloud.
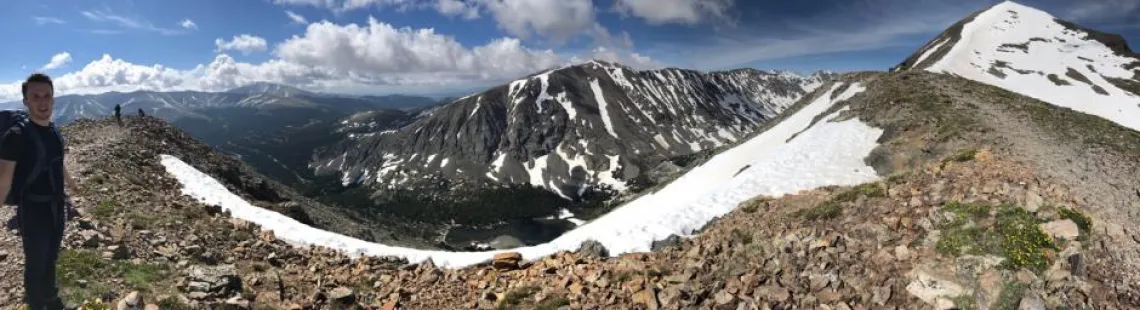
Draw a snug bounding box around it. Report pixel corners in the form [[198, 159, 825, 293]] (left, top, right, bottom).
[[81, 8, 193, 35], [215, 35, 270, 55], [40, 52, 73, 71], [435, 0, 480, 19], [273, 17, 564, 82], [32, 16, 66, 25], [613, 0, 734, 25], [569, 46, 662, 70], [180, 19, 198, 29], [272, 0, 600, 43], [476, 0, 596, 43], [285, 10, 308, 24], [0, 17, 663, 102]]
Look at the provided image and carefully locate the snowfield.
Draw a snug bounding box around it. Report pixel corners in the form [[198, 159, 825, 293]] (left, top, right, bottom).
[[925, 1, 1140, 132], [159, 81, 884, 269]]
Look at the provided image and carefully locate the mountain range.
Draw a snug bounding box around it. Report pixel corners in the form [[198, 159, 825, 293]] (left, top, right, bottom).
[[0, 1, 1139, 309]]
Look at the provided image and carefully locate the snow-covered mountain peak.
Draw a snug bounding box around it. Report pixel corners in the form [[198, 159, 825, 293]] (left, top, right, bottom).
[[894, 0, 1140, 132], [226, 82, 313, 97]]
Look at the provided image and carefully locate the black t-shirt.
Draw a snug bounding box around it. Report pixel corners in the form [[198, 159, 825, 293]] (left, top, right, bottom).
[[0, 121, 66, 196]]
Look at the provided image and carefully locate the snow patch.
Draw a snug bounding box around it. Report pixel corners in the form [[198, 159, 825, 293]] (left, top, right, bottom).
[[590, 79, 620, 139]]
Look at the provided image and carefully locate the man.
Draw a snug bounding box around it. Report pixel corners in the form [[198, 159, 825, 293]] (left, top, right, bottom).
[[0, 73, 80, 310], [113, 104, 121, 124]]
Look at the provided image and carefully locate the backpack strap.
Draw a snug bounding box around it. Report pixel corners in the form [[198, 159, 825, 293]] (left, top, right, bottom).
[[21, 120, 46, 199]]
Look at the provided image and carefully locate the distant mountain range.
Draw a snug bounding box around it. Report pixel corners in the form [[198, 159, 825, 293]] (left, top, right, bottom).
[[2, 83, 441, 186]]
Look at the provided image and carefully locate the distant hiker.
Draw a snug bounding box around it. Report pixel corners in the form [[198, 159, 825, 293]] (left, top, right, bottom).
[[137, 108, 145, 117], [0, 73, 80, 310], [113, 104, 121, 124]]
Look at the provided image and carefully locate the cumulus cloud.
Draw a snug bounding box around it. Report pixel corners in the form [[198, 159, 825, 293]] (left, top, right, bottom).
[[285, 10, 308, 24], [435, 0, 480, 19], [613, 0, 734, 25], [273, 17, 563, 82], [476, 0, 596, 43], [215, 35, 270, 55], [0, 17, 662, 102], [180, 19, 198, 29], [570, 46, 662, 70], [40, 52, 74, 71]]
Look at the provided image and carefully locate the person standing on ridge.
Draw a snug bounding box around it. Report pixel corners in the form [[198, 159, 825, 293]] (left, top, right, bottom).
[[137, 108, 145, 117], [113, 104, 121, 124], [0, 73, 80, 310]]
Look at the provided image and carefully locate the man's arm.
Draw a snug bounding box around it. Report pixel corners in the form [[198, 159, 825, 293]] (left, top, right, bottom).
[[0, 160, 14, 204], [63, 162, 79, 195], [0, 127, 22, 204]]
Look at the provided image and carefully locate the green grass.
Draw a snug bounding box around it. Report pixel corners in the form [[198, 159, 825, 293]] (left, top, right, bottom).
[[57, 249, 173, 302], [793, 182, 888, 221], [498, 285, 541, 310], [1058, 207, 1093, 241], [91, 199, 118, 220], [944, 149, 979, 163], [535, 296, 570, 310], [886, 172, 909, 184], [730, 228, 753, 245], [992, 281, 1028, 310], [833, 183, 886, 202], [156, 296, 194, 310], [796, 201, 842, 221], [934, 202, 1058, 272]]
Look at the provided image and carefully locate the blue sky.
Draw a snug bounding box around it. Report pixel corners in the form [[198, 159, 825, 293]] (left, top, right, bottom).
[[0, 0, 1137, 100]]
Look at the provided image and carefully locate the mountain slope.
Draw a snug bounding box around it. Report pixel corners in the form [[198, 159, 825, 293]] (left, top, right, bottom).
[[313, 61, 830, 205], [893, 0, 1140, 132]]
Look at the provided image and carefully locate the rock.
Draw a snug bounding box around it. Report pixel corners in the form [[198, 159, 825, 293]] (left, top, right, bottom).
[[632, 288, 659, 310], [224, 296, 250, 308], [894, 245, 911, 261], [757, 286, 790, 302], [650, 235, 683, 251], [577, 240, 609, 259], [978, 270, 1002, 308], [107, 244, 130, 260], [185, 264, 241, 298], [489, 235, 523, 250], [1039, 220, 1080, 241], [79, 230, 103, 248], [116, 291, 140, 310], [1068, 252, 1084, 277], [492, 252, 523, 270], [1024, 191, 1043, 212], [144, 305, 159, 310], [0, 250, 7, 261], [871, 286, 891, 305], [328, 287, 353, 300], [714, 290, 735, 305], [1018, 292, 1046, 310], [905, 270, 969, 310]]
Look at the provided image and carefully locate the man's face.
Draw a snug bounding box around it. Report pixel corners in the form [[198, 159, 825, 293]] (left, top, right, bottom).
[[22, 82, 54, 122]]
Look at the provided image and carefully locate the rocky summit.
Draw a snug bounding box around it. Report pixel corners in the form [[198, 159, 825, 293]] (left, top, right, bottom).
[[1, 1, 1139, 310]]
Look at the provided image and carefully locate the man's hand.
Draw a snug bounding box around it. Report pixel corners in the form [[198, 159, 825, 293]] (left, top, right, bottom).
[[63, 162, 80, 195]]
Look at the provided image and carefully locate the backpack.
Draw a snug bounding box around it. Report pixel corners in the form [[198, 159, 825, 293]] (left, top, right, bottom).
[[0, 109, 63, 205]]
